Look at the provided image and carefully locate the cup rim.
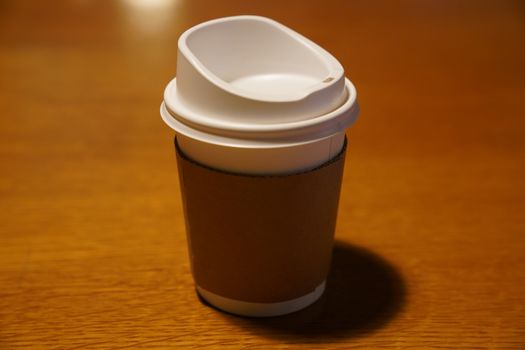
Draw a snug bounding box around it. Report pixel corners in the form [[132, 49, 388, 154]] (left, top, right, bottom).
[[161, 78, 358, 147]]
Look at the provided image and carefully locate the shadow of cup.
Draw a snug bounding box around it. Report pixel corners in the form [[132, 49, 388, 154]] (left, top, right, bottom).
[[207, 240, 406, 342]]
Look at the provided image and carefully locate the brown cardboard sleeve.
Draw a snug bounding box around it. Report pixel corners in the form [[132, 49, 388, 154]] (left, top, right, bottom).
[[175, 137, 346, 303]]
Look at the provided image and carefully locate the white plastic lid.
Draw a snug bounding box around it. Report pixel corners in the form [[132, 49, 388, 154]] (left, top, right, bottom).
[[161, 15, 359, 145]]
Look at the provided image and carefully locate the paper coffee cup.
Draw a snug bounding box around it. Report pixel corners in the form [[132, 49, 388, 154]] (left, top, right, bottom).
[[160, 16, 359, 316]]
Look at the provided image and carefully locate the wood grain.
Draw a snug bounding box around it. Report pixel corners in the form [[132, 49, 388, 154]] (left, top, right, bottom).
[[1, 0, 524, 349]]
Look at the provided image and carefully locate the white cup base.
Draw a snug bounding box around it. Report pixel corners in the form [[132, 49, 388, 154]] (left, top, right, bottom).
[[196, 281, 326, 317]]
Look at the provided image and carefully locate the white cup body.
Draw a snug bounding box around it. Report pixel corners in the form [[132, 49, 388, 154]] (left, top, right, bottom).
[[176, 131, 346, 175], [175, 131, 345, 316]]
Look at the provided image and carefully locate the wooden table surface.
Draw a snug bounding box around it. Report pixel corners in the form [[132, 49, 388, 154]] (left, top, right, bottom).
[[1, 0, 524, 349]]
